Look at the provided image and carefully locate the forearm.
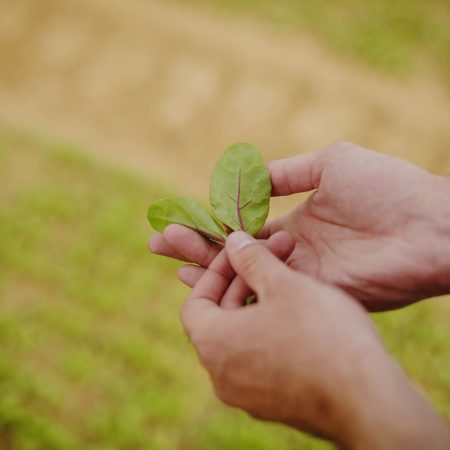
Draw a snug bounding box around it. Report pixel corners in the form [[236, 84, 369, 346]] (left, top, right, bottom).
[[338, 348, 450, 450]]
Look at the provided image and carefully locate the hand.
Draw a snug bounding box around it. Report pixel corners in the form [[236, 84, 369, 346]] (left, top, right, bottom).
[[182, 231, 450, 449], [150, 142, 450, 311]]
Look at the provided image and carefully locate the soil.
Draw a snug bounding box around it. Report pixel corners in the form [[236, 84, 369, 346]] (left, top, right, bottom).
[[1, 0, 449, 210]]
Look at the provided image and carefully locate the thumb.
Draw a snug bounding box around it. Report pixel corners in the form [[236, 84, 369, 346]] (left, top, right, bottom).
[[225, 231, 289, 296]]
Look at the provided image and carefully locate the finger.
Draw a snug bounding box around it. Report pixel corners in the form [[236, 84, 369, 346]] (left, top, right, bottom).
[[185, 231, 292, 304], [163, 223, 221, 267], [220, 231, 295, 309], [183, 231, 294, 302], [219, 277, 251, 310], [180, 296, 222, 342], [180, 249, 233, 338], [268, 147, 333, 196], [180, 231, 294, 294], [181, 232, 295, 337], [188, 249, 235, 304], [178, 264, 205, 288], [225, 232, 291, 297], [148, 233, 189, 262]]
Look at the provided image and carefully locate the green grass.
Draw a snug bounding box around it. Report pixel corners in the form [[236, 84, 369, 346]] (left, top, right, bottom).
[[0, 128, 331, 450], [177, 0, 450, 83], [0, 127, 448, 449]]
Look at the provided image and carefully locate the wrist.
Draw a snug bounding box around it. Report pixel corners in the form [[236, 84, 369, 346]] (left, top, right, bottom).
[[337, 347, 450, 450]]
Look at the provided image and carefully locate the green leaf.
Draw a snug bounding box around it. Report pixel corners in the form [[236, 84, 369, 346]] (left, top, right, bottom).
[[209, 143, 271, 236], [147, 197, 227, 243]]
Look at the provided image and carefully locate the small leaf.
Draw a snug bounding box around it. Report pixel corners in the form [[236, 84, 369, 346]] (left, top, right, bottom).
[[147, 197, 227, 243], [210, 142, 271, 236]]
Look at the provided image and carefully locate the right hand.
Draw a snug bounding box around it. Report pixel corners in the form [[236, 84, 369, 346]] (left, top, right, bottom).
[[150, 142, 450, 311], [181, 231, 450, 449]]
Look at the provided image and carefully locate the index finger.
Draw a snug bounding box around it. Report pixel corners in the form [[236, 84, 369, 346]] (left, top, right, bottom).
[[180, 249, 233, 339], [187, 249, 235, 304]]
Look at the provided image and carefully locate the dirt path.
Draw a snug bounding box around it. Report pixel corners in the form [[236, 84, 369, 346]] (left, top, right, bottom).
[[1, 0, 449, 207]]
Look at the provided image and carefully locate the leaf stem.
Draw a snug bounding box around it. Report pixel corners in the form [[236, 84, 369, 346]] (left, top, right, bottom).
[[236, 169, 246, 231]]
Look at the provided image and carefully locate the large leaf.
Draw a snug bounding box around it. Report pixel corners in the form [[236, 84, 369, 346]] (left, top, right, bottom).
[[210, 143, 271, 236], [147, 197, 227, 243]]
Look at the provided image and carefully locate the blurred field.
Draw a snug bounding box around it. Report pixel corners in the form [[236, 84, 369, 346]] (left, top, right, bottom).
[[179, 0, 450, 82], [0, 128, 449, 450], [0, 129, 333, 450], [1, 0, 450, 448], [1, 0, 450, 205]]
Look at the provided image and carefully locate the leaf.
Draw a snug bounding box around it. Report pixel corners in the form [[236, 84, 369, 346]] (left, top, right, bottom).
[[209, 142, 271, 236], [147, 197, 227, 243]]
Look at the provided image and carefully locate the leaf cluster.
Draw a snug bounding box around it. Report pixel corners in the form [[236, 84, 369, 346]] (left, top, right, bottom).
[[147, 143, 272, 243]]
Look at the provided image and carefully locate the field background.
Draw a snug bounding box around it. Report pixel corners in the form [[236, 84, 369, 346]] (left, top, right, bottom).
[[0, 0, 449, 449]]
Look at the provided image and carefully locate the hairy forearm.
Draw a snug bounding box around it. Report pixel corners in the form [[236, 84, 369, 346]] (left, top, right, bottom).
[[338, 348, 450, 450]]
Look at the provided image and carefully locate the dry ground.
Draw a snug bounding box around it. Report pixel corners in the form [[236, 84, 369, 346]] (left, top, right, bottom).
[[1, 0, 450, 206]]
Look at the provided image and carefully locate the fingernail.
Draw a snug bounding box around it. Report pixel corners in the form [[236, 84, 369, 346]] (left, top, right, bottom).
[[227, 231, 255, 253]]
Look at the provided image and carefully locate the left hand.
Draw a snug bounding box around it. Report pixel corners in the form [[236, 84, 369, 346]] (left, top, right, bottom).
[[150, 143, 450, 311]]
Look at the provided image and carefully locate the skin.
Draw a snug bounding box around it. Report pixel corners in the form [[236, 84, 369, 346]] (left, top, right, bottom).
[[181, 231, 450, 449], [148, 142, 450, 446], [149, 141, 450, 311]]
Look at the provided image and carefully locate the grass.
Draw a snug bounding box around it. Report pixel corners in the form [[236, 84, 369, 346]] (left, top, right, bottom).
[[176, 0, 450, 83], [0, 127, 448, 449]]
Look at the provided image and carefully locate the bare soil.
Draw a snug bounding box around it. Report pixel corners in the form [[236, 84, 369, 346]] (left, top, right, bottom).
[[1, 0, 449, 208]]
